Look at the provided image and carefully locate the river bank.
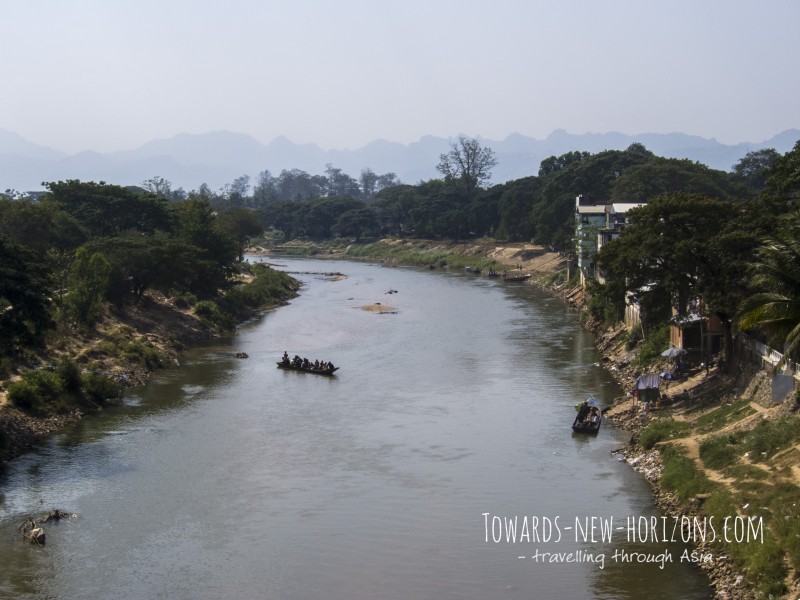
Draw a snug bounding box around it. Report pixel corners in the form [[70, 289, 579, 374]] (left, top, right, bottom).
[[0, 267, 299, 462]]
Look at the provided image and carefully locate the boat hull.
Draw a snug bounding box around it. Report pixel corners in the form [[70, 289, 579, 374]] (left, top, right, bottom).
[[277, 362, 339, 376], [572, 415, 601, 434]]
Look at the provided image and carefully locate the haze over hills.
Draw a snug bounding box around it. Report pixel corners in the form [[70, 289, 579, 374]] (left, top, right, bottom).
[[1, 128, 798, 194]]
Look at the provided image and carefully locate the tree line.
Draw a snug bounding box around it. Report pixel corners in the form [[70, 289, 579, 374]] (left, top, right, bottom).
[[2, 136, 798, 369]]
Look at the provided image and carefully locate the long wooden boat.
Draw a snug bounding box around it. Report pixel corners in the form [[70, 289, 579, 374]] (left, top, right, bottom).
[[277, 362, 339, 376]]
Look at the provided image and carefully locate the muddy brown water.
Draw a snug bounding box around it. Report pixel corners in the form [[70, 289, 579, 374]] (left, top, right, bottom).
[[0, 258, 712, 599]]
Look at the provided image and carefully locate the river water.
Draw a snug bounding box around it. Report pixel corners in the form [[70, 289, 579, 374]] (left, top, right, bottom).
[[0, 258, 712, 599]]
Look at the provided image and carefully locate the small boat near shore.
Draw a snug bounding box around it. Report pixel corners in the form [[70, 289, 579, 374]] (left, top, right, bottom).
[[572, 396, 603, 434], [503, 271, 531, 281], [572, 413, 601, 434], [276, 362, 339, 376]]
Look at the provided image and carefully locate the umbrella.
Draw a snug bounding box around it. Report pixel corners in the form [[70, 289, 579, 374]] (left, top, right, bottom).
[[661, 347, 686, 358]]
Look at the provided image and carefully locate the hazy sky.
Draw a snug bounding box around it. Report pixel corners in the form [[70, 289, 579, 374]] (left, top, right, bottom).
[[3, 0, 798, 154]]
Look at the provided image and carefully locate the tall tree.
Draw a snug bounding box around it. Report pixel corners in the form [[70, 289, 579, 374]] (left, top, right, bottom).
[[0, 236, 54, 349], [253, 170, 278, 204], [67, 247, 111, 326], [215, 207, 264, 261], [141, 176, 173, 198], [763, 140, 800, 202], [359, 168, 379, 200], [436, 137, 497, 203], [732, 148, 780, 192]]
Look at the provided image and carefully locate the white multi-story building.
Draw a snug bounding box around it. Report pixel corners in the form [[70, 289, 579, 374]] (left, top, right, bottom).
[[575, 195, 645, 288]]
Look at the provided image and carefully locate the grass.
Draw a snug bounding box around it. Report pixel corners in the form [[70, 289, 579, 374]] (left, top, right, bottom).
[[699, 433, 742, 470], [743, 416, 800, 462], [659, 444, 717, 500], [638, 418, 692, 449], [694, 398, 757, 434], [721, 464, 769, 480]]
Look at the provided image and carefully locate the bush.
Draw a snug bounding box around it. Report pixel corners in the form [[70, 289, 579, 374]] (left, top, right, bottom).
[[56, 357, 82, 395], [7, 369, 66, 415], [82, 372, 123, 405], [193, 300, 235, 330], [637, 323, 670, 365], [122, 340, 164, 370]]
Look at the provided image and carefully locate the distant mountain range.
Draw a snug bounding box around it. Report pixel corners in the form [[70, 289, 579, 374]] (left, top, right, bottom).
[[2, 128, 799, 193]]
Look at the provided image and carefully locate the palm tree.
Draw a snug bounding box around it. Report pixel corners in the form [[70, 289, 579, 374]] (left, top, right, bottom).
[[736, 212, 800, 368]]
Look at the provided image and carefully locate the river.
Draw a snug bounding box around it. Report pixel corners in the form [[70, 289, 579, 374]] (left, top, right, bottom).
[[0, 257, 712, 599]]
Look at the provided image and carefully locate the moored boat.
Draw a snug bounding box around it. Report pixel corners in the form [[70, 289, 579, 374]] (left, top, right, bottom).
[[572, 396, 602, 434], [503, 271, 531, 281]]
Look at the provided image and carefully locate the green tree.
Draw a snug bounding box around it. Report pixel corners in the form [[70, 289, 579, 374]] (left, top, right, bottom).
[[43, 180, 173, 237], [335, 207, 379, 242], [215, 207, 264, 261], [253, 170, 278, 205], [763, 140, 800, 202], [732, 148, 780, 192], [0, 197, 87, 256], [538, 150, 591, 177], [67, 247, 111, 326], [0, 236, 53, 350], [736, 211, 800, 366], [611, 158, 749, 202], [305, 197, 365, 239]]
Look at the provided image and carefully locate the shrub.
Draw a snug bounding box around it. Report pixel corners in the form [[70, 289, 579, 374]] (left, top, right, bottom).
[[82, 372, 123, 404], [637, 323, 670, 365], [56, 357, 82, 395], [7, 369, 66, 415], [122, 340, 164, 370]]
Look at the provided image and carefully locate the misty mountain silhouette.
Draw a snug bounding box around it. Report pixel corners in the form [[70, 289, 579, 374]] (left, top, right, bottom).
[[1, 128, 798, 193]]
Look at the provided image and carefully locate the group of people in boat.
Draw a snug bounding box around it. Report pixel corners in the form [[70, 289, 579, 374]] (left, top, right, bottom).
[[281, 351, 335, 372], [575, 399, 601, 427]]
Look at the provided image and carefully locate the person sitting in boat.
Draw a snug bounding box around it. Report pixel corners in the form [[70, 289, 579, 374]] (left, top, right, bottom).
[[577, 400, 590, 423], [590, 407, 600, 426], [327, 361, 335, 372], [313, 359, 320, 370], [282, 351, 290, 365]]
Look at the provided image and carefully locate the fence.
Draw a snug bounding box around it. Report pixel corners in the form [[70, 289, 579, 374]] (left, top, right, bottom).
[[737, 333, 800, 381]]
